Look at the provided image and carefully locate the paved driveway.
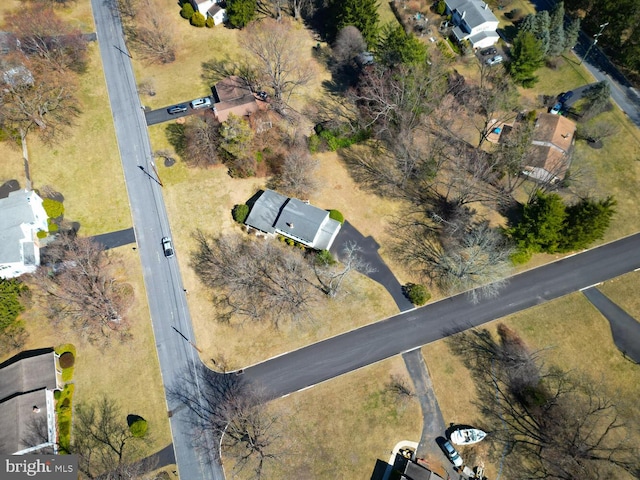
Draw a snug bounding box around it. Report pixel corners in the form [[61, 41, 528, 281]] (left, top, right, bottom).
[[582, 287, 640, 363], [330, 221, 414, 312]]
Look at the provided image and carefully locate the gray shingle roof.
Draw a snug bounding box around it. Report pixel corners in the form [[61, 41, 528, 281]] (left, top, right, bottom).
[[0, 190, 41, 264], [244, 190, 341, 249], [0, 349, 58, 403], [0, 349, 58, 455], [447, 0, 497, 29], [0, 389, 48, 454], [274, 198, 328, 246], [244, 189, 288, 234]]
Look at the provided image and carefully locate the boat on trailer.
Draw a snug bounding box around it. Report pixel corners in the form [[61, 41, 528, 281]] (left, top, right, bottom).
[[450, 428, 487, 445]]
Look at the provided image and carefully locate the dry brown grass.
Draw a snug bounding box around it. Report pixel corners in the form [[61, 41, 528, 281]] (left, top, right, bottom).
[[424, 280, 640, 480], [223, 356, 422, 479], [9, 247, 172, 456]]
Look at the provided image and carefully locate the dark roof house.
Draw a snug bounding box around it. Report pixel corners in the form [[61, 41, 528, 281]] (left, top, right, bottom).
[[244, 190, 342, 251], [0, 348, 62, 454]]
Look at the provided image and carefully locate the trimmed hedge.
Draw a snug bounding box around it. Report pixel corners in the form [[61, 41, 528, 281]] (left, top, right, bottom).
[[191, 11, 206, 27], [180, 3, 195, 18], [130, 418, 148, 438], [42, 198, 64, 219], [232, 204, 250, 223], [206, 16, 214, 28], [329, 209, 345, 224]]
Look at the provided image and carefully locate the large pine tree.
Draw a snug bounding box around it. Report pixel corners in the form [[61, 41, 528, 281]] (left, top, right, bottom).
[[331, 0, 380, 48], [508, 31, 545, 87], [561, 197, 616, 250], [547, 2, 565, 56]]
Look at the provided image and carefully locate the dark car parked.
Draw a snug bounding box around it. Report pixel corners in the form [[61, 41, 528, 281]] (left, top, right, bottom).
[[167, 104, 188, 114], [480, 47, 497, 56], [558, 91, 574, 103]]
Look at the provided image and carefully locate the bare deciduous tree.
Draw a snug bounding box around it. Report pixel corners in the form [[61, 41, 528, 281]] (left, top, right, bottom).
[[72, 396, 150, 479], [392, 217, 513, 302], [448, 324, 640, 480], [313, 241, 375, 297], [241, 18, 316, 108], [333, 26, 366, 64], [267, 146, 318, 198], [6, 6, 89, 73], [184, 114, 221, 167], [122, 9, 175, 64], [190, 231, 319, 326], [168, 366, 283, 480], [32, 233, 132, 344], [0, 57, 80, 144], [288, 0, 310, 20]]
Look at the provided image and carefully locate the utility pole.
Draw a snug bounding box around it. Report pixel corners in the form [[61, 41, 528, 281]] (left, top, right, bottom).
[[580, 22, 608, 65]]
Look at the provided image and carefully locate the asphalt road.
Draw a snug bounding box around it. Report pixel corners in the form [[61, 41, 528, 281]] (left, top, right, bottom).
[[244, 233, 640, 400], [572, 32, 640, 126], [90, 1, 224, 479]]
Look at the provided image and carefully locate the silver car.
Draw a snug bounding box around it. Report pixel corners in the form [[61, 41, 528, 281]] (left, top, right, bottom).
[[486, 55, 503, 66]]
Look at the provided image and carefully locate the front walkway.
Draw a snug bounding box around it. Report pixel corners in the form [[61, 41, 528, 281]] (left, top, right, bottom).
[[329, 221, 414, 312]]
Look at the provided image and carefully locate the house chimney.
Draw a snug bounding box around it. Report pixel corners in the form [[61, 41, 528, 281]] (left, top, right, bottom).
[[484, 2, 488, 9], [33, 406, 40, 413], [286, 222, 294, 228]]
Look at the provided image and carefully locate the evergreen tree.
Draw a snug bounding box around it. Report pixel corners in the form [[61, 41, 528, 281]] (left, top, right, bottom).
[[583, 81, 611, 116], [376, 24, 427, 67], [226, 0, 257, 28], [560, 197, 616, 251], [547, 2, 565, 56], [509, 192, 567, 253], [508, 31, 545, 87], [563, 17, 580, 52], [331, 0, 380, 48], [0, 279, 28, 333], [520, 11, 550, 55]]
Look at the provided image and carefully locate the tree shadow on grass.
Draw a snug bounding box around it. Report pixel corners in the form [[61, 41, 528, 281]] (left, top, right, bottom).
[[165, 123, 186, 157]]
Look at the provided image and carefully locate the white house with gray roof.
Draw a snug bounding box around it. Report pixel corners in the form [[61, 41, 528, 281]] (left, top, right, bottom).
[[244, 190, 342, 251], [0, 189, 48, 279], [445, 0, 499, 49]]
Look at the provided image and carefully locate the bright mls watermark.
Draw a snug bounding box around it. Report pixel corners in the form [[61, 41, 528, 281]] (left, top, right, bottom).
[[1, 455, 77, 479]]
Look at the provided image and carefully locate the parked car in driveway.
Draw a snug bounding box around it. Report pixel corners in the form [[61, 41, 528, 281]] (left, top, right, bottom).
[[167, 104, 188, 114], [162, 237, 174, 257], [480, 47, 497, 56], [558, 91, 574, 103], [550, 102, 563, 115], [486, 55, 503, 66], [442, 440, 463, 467], [190, 97, 212, 109]]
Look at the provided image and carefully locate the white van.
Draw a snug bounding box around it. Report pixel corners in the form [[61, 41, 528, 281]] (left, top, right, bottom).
[[190, 97, 212, 109]]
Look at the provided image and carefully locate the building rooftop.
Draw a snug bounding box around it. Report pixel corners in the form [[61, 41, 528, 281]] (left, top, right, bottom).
[[0, 389, 49, 454], [447, 0, 497, 28], [244, 189, 288, 234], [274, 198, 329, 246], [0, 348, 58, 403], [0, 190, 44, 265]]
